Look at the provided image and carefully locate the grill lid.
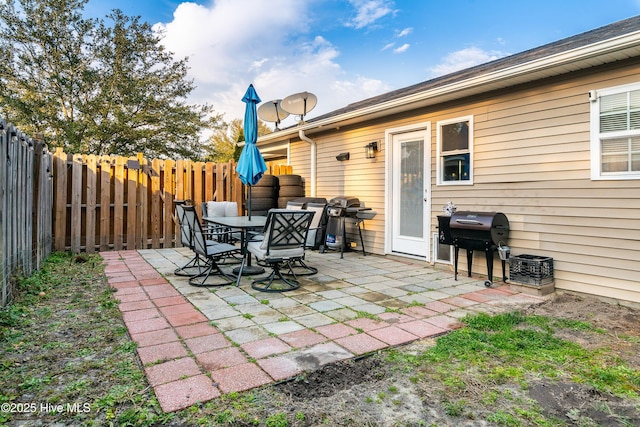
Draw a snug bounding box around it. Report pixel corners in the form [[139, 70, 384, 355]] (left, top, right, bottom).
[[329, 196, 361, 208], [449, 211, 509, 245]]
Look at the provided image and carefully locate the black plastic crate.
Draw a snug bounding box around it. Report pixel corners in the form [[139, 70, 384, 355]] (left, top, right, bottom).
[[509, 254, 554, 286]]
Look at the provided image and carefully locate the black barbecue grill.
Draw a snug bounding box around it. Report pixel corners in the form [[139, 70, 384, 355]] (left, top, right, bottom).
[[448, 211, 509, 287], [321, 196, 376, 258]]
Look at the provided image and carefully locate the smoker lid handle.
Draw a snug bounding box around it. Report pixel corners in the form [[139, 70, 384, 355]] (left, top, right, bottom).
[[455, 219, 483, 225]]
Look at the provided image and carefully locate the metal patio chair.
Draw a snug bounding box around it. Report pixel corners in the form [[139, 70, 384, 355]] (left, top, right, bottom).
[[201, 201, 244, 265], [182, 205, 242, 287], [243, 209, 315, 292], [284, 201, 327, 276], [173, 201, 208, 277]]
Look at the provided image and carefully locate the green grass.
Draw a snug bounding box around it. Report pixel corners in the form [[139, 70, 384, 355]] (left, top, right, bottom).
[[385, 310, 640, 425], [0, 252, 170, 426]]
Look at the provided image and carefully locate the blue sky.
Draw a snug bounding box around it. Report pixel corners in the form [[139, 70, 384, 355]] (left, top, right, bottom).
[[84, 0, 640, 128]]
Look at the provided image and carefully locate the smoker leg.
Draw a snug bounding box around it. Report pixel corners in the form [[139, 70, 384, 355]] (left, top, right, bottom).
[[485, 249, 494, 287], [453, 245, 460, 280], [466, 249, 473, 277], [501, 259, 507, 282]]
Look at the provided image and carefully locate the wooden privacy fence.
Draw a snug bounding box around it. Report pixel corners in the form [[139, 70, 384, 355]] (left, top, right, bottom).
[[0, 120, 53, 307], [52, 149, 292, 253]]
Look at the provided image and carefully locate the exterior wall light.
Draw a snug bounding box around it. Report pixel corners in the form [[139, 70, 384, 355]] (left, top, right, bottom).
[[365, 141, 378, 159], [336, 152, 350, 161]]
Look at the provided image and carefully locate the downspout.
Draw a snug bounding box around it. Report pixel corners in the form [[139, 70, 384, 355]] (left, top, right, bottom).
[[298, 129, 316, 197]]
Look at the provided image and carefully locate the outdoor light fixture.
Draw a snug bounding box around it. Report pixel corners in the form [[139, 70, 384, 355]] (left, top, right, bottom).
[[336, 152, 350, 161], [365, 141, 378, 159]]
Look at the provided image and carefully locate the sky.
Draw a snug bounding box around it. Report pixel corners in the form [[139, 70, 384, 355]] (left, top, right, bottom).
[[84, 0, 640, 129]]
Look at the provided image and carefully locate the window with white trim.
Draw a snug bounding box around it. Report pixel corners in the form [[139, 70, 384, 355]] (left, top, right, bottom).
[[437, 116, 473, 185], [590, 82, 640, 180]]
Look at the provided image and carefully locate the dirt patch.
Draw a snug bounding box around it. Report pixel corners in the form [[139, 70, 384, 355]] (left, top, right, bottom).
[[528, 381, 640, 426], [263, 292, 640, 426]]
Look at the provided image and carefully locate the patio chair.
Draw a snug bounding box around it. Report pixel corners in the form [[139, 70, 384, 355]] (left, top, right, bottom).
[[284, 201, 327, 276], [182, 205, 242, 287], [202, 201, 242, 245], [243, 209, 315, 292], [173, 201, 208, 277]]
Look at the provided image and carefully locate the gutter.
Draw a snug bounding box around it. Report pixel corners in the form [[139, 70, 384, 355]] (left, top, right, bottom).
[[297, 128, 316, 197]]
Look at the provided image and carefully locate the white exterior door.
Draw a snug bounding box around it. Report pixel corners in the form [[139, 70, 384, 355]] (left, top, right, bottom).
[[388, 126, 431, 259]]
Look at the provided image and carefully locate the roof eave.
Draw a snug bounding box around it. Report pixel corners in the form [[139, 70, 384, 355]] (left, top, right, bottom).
[[259, 30, 640, 143]]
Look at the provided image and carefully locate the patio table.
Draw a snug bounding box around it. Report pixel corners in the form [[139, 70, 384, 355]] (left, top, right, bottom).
[[203, 215, 267, 286]]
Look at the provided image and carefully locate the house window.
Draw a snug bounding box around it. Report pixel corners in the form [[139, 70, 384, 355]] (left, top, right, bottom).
[[591, 83, 640, 180], [437, 116, 473, 185]]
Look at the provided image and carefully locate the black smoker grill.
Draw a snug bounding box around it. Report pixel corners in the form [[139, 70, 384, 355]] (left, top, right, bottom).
[[321, 196, 376, 258], [448, 211, 509, 287]]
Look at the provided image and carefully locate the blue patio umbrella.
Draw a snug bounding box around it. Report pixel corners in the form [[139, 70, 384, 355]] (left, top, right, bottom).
[[236, 84, 267, 220]]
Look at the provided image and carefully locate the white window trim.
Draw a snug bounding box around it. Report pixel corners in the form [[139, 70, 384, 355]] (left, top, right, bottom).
[[590, 82, 640, 180], [436, 115, 474, 185]]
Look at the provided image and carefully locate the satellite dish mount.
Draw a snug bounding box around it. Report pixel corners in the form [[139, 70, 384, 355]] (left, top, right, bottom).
[[281, 91, 317, 123], [257, 99, 290, 130]]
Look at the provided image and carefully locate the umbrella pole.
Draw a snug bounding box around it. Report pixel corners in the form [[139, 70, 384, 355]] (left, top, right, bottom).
[[248, 185, 252, 220]]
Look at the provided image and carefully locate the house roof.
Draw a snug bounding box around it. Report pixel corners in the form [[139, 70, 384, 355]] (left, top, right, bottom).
[[260, 15, 640, 143]]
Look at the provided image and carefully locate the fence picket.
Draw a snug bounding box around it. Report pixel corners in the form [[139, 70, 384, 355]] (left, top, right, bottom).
[[99, 158, 111, 251], [70, 154, 83, 253], [151, 158, 162, 248], [163, 159, 175, 248], [114, 156, 125, 250], [85, 155, 97, 253]]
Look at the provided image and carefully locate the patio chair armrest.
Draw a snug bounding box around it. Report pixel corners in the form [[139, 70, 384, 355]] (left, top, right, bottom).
[[246, 230, 264, 242]]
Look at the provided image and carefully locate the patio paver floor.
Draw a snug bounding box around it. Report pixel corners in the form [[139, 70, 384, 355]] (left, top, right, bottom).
[[104, 248, 547, 412]]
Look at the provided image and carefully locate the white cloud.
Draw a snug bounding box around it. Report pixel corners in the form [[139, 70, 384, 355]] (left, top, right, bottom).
[[346, 0, 396, 29], [393, 43, 410, 53], [381, 42, 395, 51], [397, 27, 412, 38], [428, 47, 508, 77], [154, 0, 390, 129]]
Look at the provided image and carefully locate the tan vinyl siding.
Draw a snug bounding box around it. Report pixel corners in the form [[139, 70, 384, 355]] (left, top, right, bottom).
[[287, 127, 387, 255], [281, 61, 640, 302]]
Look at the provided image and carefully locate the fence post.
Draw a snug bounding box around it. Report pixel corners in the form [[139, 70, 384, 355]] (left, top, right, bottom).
[[70, 153, 83, 253], [0, 120, 7, 307], [53, 148, 67, 251], [85, 155, 97, 253]]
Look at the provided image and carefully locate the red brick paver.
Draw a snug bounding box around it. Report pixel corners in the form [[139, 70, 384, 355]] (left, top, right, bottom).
[[279, 329, 327, 348], [334, 333, 387, 355], [367, 326, 418, 346], [154, 374, 220, 413], [241, 337, 291, 359], [257, 355, 305, 381], [145, 357, 202, 386], [210, 363, 272, 394], [197, 347, 248, 371]]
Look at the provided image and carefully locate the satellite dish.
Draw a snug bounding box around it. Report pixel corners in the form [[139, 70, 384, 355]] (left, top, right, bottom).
[[281, 91, 317, 122], [258, 100, 290, 130]]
